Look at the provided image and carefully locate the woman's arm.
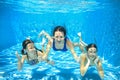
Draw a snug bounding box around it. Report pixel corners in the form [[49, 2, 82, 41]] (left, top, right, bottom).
[[16, 51, 26, 70], [80, 54, 90, 76], [67, 39, 79, 62]]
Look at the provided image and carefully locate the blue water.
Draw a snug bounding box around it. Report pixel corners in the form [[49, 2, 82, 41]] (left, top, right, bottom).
[[0, 0, 120, 80]]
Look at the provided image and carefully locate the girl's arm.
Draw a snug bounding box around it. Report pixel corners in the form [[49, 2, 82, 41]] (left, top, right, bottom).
[[37, 41, 52, 61], [16, 51, 26, 70], [38, 30, 53, 61], [80, 54, 90, 76], [96, 59, 104, 79], [38, 30, 53, 42], [37, 50, 54, 65], [45, 59, 54, 65], [43, 41, 52, 60]]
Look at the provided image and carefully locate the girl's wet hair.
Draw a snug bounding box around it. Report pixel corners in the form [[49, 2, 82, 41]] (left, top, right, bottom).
[[21, 39, 43, 55], [22, 39, 34, 49], [53, 26, 66, 37], [86, 43, 97, 51], [21, 39, 34, 55]]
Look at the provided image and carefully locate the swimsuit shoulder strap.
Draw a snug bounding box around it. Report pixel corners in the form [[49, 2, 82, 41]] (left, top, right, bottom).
[[26, 52, 29, 61]]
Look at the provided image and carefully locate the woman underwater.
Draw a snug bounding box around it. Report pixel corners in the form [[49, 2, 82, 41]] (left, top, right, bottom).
[[38, 26, 78, 61]]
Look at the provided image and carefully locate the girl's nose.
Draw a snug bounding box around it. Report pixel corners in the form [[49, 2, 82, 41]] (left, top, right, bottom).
[[57, 38, 61, 41]]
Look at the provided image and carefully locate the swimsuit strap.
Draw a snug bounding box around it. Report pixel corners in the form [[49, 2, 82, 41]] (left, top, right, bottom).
[[53, 37, 68, 51]]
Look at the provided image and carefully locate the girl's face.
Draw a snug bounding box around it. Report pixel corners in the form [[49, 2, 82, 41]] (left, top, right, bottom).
[[87, 47, 97, 59], [54, 31, 65, 43], [26, 43, 35, 52]]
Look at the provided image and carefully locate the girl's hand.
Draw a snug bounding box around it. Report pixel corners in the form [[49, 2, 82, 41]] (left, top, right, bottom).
[[15, 51, 21, 61], [38, 30, 45, 38], [47, 60, 55, 65], [94, 56, 99, 65], [42, 54, 47, 61]]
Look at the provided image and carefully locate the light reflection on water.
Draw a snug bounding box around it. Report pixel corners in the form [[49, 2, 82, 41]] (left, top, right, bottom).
[[0, 0, 120, 80], [0, 44, 120, 80]]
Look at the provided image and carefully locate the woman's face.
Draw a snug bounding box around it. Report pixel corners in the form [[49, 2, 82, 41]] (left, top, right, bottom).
[[26, 43, 35, 52], [87, 47, 97, 59], [54, 31, 65, 43]]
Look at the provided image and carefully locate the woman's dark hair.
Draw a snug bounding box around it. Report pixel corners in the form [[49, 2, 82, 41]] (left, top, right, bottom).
[[53, 26, 66, 37], [86, 43, 97, 51], [21, 39, 34, 55]]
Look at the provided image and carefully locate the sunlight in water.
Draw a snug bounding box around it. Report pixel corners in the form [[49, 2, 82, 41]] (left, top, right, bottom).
[[0, 0, 120, 80], [0, 43, 120, 80]]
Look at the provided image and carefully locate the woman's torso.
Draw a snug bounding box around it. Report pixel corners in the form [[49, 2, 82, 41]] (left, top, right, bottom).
[[52, 37, 68, 51]]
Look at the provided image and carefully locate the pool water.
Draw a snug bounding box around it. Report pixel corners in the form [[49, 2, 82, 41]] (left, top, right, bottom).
[[0, 0, 120, 80]]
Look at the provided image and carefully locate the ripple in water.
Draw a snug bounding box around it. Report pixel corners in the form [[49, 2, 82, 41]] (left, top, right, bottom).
[[0, 44, 120, 80]]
